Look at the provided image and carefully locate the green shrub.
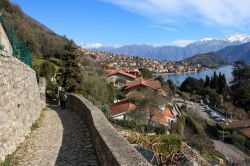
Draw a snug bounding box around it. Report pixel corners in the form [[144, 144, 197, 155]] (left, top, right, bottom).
[[232, 131, 247, 146], [185, 116, 204, 134], [216, 123, 234, 132], [201, 148, 224, 162], [112, 119, 167, 134], [159, 134, 182, 153], [142, 134, 182, 160], [139, 68, 153, 79], [40, 61, 56, 78], [49, 58, 62, 67], [127, 91, 144, 103], [171, 116, 185, 136], [100, 105, 113, 121], [151, 123, 168, 134], [116, 91, 126, 100], [217, 130, 230, 140], [47, 80, 58, 93], [82, 76, 115, 106], [46, 80, 58, 99], [125, 134, 182, 164], [32, 64, 40, 83]]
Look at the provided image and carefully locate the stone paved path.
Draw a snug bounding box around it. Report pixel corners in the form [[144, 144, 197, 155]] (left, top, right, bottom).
[[12, 105, 99, 166]]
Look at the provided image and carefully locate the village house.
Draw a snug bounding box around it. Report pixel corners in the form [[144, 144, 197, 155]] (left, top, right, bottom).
[[109, 99, 176, 127], [122, 77, 167, 97], [109, 77, 175, 127], [109, 99, 136, 120], [106, 69, 137, 88], [152, 107, 176, 126]]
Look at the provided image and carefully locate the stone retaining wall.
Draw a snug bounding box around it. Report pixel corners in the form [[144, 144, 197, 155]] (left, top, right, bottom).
[[0, 23, 13, 56], [0, 55, 42, 162], [67, 95, 151, 166]]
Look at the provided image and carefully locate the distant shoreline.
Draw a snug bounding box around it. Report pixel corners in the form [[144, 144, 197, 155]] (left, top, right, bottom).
[[154, 68, 209, 77], [153, 65, 228, 77]]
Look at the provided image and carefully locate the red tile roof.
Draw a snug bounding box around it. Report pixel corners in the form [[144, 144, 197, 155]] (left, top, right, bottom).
[[106, 69, 137, 79], [150, 108, 175, 126], [157, 116, 168, 126], [229, 120, 250, 128], [110, 99, 174, 126], [153, 110, 169, 126], [239, 128, 250, 139], [162, 108, 175, 119], [124, 78, 161, 90], [109, 99, 136, 116]]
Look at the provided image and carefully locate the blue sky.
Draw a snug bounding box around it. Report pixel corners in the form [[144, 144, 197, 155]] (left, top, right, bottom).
[[11, 0, 250, 48]]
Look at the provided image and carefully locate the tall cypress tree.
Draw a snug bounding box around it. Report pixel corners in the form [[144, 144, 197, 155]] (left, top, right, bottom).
[[204, 75, 210, 87], [61, 40, 83, 92], [210, 71, 218, 90]]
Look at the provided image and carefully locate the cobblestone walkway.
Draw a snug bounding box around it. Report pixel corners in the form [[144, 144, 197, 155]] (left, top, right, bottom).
[[12, 105, 99, 166]]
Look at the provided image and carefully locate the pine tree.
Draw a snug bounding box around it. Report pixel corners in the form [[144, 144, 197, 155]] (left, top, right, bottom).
[[61, 40, 83, 92]]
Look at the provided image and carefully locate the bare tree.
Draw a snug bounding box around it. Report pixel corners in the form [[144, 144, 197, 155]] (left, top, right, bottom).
[[138, 89, 167, 132]]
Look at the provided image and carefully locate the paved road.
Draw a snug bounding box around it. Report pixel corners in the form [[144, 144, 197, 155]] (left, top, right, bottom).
[[174, 98, 211, 120], [190, 102, 211, 120], [188, 101, 250, 163], [174, 97, 250, 164], [12, 105, 99, 166], [212, 139, 250, 164]]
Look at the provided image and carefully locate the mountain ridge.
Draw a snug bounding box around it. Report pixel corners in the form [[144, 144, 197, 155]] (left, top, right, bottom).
[[216, 42, 250, 64], [181, 53, 229, 67], [91, 33, 250, 61]]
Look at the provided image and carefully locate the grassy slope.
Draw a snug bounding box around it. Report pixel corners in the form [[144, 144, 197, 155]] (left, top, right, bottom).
[[32, 56, 61, 72]]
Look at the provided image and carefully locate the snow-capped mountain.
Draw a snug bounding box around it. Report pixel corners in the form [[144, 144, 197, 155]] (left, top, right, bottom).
[[90, 33, 250, 61], [188, 33, 250, 47], [223, 33, 250, 43]]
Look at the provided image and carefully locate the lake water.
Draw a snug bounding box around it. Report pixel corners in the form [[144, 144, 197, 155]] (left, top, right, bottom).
[[163, 65, 233, 86]]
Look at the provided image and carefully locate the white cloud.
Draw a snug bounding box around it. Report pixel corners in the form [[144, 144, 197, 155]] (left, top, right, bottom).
[[101, 0, 250, 28], [171, 39, 195, 47], [81, 42, 103, 49], [148, 25, 177, 32], [81, 42, 121, 49]]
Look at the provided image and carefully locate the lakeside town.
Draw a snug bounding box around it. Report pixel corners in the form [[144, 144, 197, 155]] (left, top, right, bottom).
[[80, 48, 209, 75]]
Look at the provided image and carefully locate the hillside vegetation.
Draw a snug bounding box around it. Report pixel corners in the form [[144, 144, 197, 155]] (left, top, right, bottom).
[[182, 53, 228, 67], [217, 42, 250, 64], [0, 0, 70, 58]]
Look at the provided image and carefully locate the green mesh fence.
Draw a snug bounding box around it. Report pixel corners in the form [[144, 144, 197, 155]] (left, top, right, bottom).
[[0, 12, 32, 67]]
